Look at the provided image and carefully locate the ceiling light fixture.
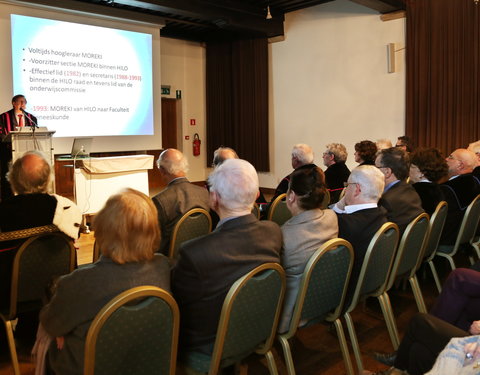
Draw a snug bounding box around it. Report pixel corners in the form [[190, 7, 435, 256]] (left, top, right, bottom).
[[266, 5, 272, 19]]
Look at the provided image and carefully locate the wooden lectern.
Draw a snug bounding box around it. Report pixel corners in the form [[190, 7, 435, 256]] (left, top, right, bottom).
[[3, 127, 56, 191]]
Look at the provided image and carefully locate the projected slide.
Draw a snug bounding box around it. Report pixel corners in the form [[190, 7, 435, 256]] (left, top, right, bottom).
[[10, 14, 154, 138]]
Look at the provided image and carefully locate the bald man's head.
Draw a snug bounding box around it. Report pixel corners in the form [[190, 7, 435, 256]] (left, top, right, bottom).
[[157, 148, 189, 178], [446, 148, 477, 177], [8, 151, 51, 194]]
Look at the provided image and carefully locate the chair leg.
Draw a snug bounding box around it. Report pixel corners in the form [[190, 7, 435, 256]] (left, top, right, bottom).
[[377, 293, 400, 350], [5, 320, 21, 375], [278, 336, 296, 375], [428, 260, 442, 293], [409, 275, 427, 313], [472, 242, 480, 260], [264, 350, 279, 375], [333, 318, 354, 375], [344, 312, 363, 374]]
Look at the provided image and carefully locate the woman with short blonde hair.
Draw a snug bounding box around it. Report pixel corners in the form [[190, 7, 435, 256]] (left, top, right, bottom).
[[40, 188, 170, 375], [94, 188, 160, 263]]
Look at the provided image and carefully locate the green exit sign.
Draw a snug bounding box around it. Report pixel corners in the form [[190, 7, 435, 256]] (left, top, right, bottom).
[[161, 85, 171, 95]]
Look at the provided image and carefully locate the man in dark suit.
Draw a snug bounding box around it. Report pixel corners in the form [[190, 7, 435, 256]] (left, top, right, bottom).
[[271, 143, 317, 202], [323, 143, 351, 203], [0, 94, 38, 201], [439, 148, 480, 245], [333, 165, 388, 304], [172, 158, 282, 354], [375, 147, 424, 235], [152, 148, 210, 255]]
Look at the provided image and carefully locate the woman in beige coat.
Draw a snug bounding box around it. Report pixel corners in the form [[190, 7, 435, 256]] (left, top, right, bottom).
[[279, 166, 338, 333]]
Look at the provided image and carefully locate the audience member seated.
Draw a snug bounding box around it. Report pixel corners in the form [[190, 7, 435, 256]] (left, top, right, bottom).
[[0, 150, 82, 350], [369, 268, 480, 375], [409, 148, 447, 216], [211, 146, 238, 168], [332, 165, 388, 305], [152, 148, 209, 255], [468, 140, 480, 178], [376, 138, 393, 151], [395, 135, 415, 153], [172, 159, 281, 355], [430, 268, 480, 332], [271, 143, 317, 202], [211, 146, 267, 204], [278, 166, 338, 333], [40, 189, 171, 375], [375, 147, 424, 235], [439, 148, 480, 245], [323, 143, 350, 203], [366, 313, 471, 375], [354, 140, 377, 166]]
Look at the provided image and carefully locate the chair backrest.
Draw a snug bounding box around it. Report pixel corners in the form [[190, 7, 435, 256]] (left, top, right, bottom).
[[251, 203, 261, 219], [169, 208, 212, 259], [92, 240, 100, 263], [452, 194, 480, 251], [321, 189, 331, 209], [423, 201, 448, 262], [208, 263, 285, 373], [345, 222, 399, 313], [84, 286, 179, 375], [285, 238, 353, 337], [385, 213, 430, 291], [8, 231, 76, 318], [267, 193, 292, 226]]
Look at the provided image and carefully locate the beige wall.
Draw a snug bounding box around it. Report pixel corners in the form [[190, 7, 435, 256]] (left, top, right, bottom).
[[161, 0, 406, 186], [259, 0, 406, 188], [160, 37, 207, 182]]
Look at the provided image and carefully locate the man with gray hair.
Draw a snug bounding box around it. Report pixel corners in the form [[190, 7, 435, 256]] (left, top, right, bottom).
[[271, 143, 316, 202], [468, 140, 480, 178], [152, 148, 209, 255], [333, 165, 388, 303], [172, 158, 281, 355], [440, 148, 480, 245], [211, 146, 238, 168], [323, 143, 351, 203], [0, 150, 81, 351]]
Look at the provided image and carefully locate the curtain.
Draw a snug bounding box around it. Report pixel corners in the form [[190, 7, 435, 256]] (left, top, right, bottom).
[[206, 38, 269, 171], [405, 0, 480, 155]]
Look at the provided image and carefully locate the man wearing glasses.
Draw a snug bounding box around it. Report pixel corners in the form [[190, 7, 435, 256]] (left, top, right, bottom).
[[440, 148, 480, 245], [375, 147, 424, 235]]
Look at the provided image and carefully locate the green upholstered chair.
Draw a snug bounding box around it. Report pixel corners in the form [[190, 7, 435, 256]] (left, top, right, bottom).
[[277, 238, 355, 375], [181, 263, 286, 375], [169, 208, 212, 259], [251, 203, 261, 219], [421, 201, 448, 293], [377, 213, 430, 350], [437, 194, 480, 270], [343, 222, 399, 373], [0, 227, 76, 375], [267, 193, 292, 226], [321, 189, 331, 209], [92, 240, 100, 263], [84, 286, 179, 375]]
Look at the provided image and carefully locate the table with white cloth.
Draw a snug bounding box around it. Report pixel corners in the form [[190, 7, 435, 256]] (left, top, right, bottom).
[[74, 154, 153, 215]]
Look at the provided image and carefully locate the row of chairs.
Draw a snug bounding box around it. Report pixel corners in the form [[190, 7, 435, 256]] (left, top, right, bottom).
[[3, 195, 480, 374]]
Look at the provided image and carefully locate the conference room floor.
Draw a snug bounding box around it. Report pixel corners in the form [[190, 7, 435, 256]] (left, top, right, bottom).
[[0, 230, 469, 375]]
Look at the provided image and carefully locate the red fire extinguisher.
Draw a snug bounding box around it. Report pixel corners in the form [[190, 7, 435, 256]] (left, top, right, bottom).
[[193, 133, 201, 156]]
